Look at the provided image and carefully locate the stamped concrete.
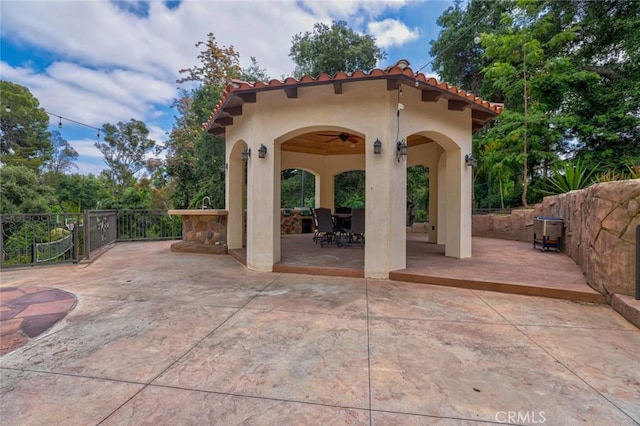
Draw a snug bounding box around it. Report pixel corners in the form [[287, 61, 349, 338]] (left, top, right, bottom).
[[1, 241, 638, 425]]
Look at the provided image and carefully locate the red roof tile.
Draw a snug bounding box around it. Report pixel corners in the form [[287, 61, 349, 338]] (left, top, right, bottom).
[[204, 59, 503, 134]]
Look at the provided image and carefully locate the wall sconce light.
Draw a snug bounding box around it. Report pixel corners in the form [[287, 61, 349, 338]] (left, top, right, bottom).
[[241, 148, 251, 161], [396, 140, 408, 162], [465, 154, 478, 167], [258, 144, 267, 159], [373, 138, 382, 154]]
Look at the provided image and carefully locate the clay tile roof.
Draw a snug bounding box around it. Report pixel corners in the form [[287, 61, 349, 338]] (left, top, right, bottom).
[[204, 59, 503, 135]]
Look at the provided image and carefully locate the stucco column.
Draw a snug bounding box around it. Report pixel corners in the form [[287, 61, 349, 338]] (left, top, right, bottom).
[[428, 151, 440, 243], [437, 153, 447, 245], [365, 135, 407, 278], [318, 166, 335, 211], [226, 150, 244, 250], [444, 149, 472, 258], [246, 140, 279, 271]]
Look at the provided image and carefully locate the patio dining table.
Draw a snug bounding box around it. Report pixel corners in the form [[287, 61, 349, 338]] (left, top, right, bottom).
[[331, 213, 352, 230]]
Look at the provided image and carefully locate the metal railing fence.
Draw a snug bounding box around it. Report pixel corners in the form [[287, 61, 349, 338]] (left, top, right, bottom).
[[1, 212, 83, 268], [84, 210, 118, 260], [1, 209, 182, 268], [116, 210, 182, 242]]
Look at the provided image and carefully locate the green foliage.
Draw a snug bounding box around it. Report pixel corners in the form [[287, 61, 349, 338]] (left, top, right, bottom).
[[1, 221, 49, 266], [430, 0, 512, 94], [628, 165, 640, 180], [289, 20, 386, 78], [96, 119, 159, 196], [334, 171, 365, 208], [0, 80, 53, 171], [430, 0, 639, 208], [167, 33, 245, 209], [544, 160, 596, 194], [281, 169, 315, 208], [48, 173, 102, 211], [177, 32, 241, 86], [0, 166, 59, 213], [407, 166, 429, 213], [44, 131, 78, 174], [50, 227, 70, 241], [594, 170, 622, 183], [240, 57, 270, 82]]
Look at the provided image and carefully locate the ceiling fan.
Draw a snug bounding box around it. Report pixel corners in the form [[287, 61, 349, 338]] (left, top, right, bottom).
[[317, 132, 359, 145]]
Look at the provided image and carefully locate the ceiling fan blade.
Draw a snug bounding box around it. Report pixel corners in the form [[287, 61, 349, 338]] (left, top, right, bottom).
[[317, 133, 340, 137], [347, 136, 359, 144], [323, 137, 339, 143]]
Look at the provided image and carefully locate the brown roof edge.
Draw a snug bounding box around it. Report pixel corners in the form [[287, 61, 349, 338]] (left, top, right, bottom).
[[203, 60, 503, 134]]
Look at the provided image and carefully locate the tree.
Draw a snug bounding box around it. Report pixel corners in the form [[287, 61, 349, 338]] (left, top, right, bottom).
[[96, 119, 159, 196], [167, 34, 260, 209], [44, 130, 78, 174], [0, 81, 53, 171], [289, 20, 386, 78], [566, 0, 640, 172], [240, 56, 270, 82], [0, 165, 59, 214], [430, 0, 512, 94], [52, 173, 102, 211], [177, 32, 241, 86]]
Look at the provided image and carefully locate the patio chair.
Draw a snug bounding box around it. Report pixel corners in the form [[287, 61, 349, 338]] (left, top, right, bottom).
[[312, 207, 340, 247], [340, 207, 365, 248]]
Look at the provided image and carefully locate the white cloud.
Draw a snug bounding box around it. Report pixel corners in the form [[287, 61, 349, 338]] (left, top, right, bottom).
[[0, 0, 425, 174], [368, 18, 419, 48]]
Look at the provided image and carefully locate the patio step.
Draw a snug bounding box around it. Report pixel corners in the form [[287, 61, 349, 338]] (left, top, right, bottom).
[[388, 270, 606, 304]]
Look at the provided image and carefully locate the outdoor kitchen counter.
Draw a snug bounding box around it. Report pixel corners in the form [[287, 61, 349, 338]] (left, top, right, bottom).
[[167, 210, 228, 254]]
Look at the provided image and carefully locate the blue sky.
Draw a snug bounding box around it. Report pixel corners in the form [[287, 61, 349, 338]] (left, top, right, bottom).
[[1, 0, 453, 175]]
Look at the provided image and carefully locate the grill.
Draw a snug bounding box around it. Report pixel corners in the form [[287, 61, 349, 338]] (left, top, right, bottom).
[[533, 217, 563, 252]]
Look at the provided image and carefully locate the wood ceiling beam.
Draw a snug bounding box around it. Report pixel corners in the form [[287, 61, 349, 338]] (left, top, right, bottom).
[[238, 92, 256, 103], [448, 100, 469, 111], [284, 87, 298, 99], [386, 79, 401, 91], [333, 82, 343, 94], [215, 117, 233, 126], [472, 109, 494, 121], [225, 106, 243, 116], [421, 90, 441, 102]]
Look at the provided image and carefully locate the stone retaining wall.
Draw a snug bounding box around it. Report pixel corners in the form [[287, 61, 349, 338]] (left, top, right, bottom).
[[536, 180, 639, 297], [473, 209, 535, 242], [472, 180, 640, 297]]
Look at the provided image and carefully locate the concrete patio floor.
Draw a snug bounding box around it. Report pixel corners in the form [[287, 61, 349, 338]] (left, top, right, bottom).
[[259, 234, 605, 303], [1, 241, 639, 425]]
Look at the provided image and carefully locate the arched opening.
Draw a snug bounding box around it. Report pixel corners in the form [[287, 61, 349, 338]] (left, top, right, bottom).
[[280, 168, 316, 236], [281, 168, 316, 209], [334, 170, 366, 209], [407, 165, 429, 226]]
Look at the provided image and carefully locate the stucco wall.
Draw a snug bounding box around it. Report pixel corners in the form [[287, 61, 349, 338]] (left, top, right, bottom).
[[473, 180, 640, 297]]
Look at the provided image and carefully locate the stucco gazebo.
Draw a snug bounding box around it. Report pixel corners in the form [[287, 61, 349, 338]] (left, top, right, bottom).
[[205, 60, 502, 279]]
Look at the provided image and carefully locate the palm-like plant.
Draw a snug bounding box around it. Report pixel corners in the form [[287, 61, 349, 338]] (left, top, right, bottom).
[[627, 164, 640, 179], [544, 160, 597, 194]]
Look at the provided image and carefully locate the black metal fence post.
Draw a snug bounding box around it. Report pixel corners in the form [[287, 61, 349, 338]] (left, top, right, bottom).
[[84, 210, 90, 261], [72, 224, 79, 263]]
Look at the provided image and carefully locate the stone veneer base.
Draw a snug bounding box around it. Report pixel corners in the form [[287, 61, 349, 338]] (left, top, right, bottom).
[[170, 241, 227, 255]]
